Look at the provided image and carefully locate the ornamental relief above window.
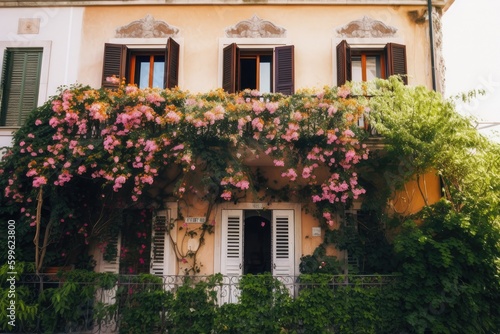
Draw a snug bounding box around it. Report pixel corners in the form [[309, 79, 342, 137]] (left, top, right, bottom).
[[336, 16, 397, 38], [114, 14, 180, 38], [225, 14, 287, 38]]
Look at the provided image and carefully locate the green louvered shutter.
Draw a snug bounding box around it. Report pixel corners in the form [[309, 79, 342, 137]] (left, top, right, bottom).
[[1, 48, 42, 126]]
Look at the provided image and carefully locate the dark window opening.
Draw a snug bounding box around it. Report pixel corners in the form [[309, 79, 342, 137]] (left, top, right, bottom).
[[240, 57, 257, 91], [239, 54, 272, 93]]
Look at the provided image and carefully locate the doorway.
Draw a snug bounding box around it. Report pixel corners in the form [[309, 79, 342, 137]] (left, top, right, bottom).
[[243, 210, 272, 274]]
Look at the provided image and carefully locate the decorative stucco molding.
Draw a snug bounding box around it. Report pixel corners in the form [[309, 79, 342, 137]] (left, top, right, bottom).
[[336, 16, 397, 38], [225, 15, 286, 38], [115, 14, 179, 38], [432, 8, 446, 93]]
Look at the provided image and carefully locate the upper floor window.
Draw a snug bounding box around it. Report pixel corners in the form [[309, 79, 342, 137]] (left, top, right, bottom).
[[130, 52, 165, 89], [222, 43, 294, 95], [351, 51, 385, 82], [101, 38, 179, 89], [336, 40, 407, 86], [0, 48, 43, 126]]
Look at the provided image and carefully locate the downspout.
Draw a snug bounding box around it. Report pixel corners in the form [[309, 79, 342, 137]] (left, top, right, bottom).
[[428, 0, 437, 91]]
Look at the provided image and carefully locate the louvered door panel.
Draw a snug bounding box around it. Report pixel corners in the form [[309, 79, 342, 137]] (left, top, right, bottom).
[[150, 211, 168, 275], [274, 45, 294, 95], [272, 210, 294, 276], [221, 210, 243, 276], [100, 232, 121, 273]]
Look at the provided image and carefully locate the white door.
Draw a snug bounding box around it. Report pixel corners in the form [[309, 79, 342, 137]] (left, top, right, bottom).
[[150, 204, 177, 284], [220, 210, 244, 303], [150, 210, 169, 276], [221, 210, 244, 276], [272, 210, 295, 276]]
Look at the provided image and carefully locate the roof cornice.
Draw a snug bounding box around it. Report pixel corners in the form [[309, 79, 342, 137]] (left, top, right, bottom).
[[0, 0, 451, 8]]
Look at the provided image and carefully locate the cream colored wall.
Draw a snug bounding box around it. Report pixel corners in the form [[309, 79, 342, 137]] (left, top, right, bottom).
[[79, 5, 433, 93], [78, 4, 437, 275], [167, 165, 343, 275]]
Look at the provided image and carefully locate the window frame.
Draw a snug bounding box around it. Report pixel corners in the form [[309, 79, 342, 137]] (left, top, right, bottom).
[[128, 50, 166, 89], [351, 49, 387, 82], [102, 37, 181, 89], [333, 37, 407, 86], [219, 38, 294, 95], [239, 50, 273, 93], [0, 41, 51, 129]]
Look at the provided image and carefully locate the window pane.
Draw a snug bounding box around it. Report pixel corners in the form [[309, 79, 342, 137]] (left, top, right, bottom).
[[136, 56, 151, 89], [366, 56, 380, 81], [351, 56, 362, 82], [259, 56, 271, 93], [153, 55, 165, 88]]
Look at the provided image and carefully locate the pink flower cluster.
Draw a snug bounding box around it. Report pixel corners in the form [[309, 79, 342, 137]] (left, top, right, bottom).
[[5, 83, 372, 230]]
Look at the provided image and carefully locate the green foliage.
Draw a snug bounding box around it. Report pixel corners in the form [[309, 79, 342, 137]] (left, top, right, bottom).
[[284, 274, 337, 333], [216, 274, 292, 333], [360, 77, 500, 333], [38, 269, 111, 332], [121, 290, 172, 333], [0, 263, 38, 332], [392, 200, 500, 333], [166, 275, 221, 334], [0, 83, 369, 271], [299, 245, 342, 274], [1, 78, 500, 333]]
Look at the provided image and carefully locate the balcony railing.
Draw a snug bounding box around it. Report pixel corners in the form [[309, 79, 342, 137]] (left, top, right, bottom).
[[7, 273, 398, 334]]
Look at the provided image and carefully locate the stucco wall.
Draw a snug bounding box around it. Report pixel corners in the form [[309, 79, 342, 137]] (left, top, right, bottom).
[[0, 7, 84, 147], [79, 5, 433, 93]]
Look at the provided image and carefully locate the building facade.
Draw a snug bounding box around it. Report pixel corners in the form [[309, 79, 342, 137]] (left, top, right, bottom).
[[0, 0, 452, 277]]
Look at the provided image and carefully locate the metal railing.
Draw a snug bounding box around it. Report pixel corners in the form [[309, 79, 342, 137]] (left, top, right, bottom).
[[6, 273, 398, 334]]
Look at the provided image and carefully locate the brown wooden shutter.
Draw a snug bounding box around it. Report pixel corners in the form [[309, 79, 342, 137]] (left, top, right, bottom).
[[274, 45, 294, 95], [386, 43, 407, 84], [1, 48, 42, 126], [102, 43, 127, 89], [336, 40, 351, 86], [165, 38, 180, 89], [222, 43, 238, 94]]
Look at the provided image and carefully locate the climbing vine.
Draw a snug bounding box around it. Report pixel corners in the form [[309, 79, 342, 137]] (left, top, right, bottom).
[[0, 78, 372, 271]]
